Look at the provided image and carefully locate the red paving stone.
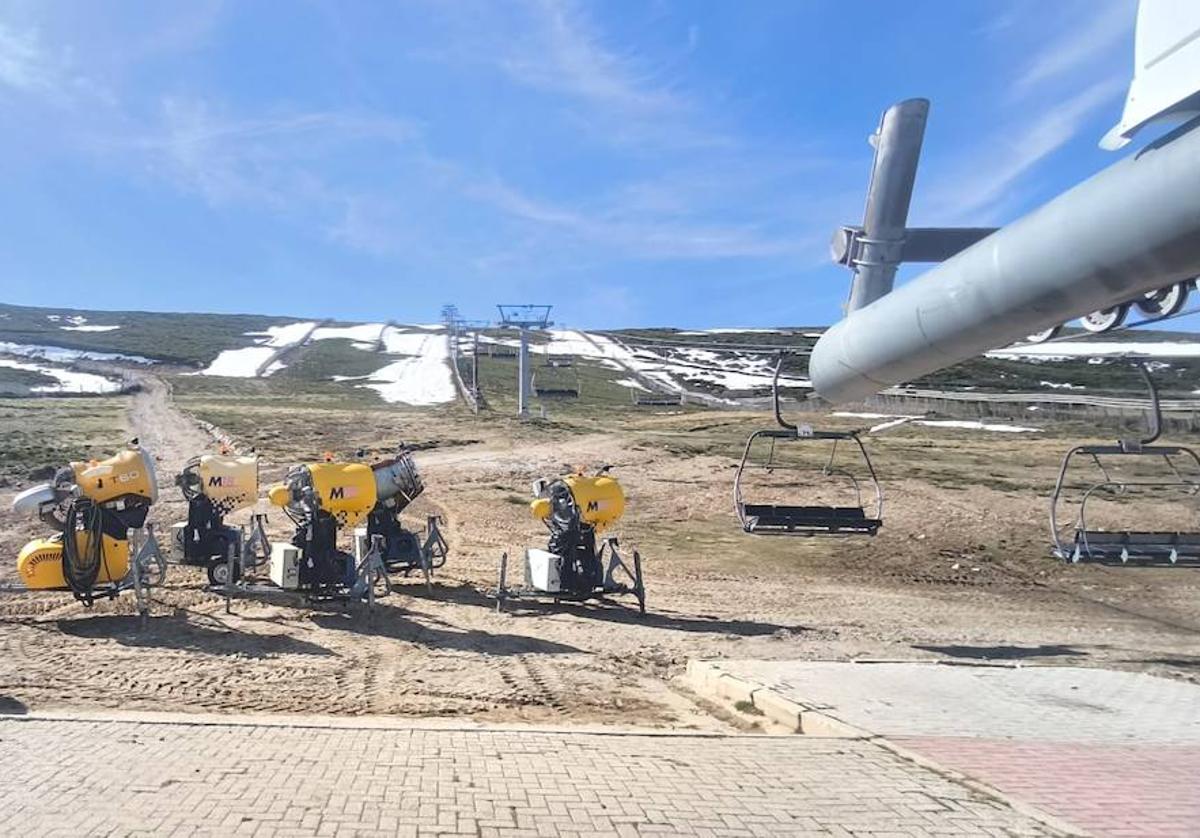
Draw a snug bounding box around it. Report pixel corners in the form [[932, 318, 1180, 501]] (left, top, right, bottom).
[[895, 736, 1200, 838]]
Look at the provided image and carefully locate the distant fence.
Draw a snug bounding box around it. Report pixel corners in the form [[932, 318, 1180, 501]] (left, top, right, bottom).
[[446, 330, 484, 413]]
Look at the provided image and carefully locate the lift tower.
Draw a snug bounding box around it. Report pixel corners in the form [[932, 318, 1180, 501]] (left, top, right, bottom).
[[497, 304, 552, 418]]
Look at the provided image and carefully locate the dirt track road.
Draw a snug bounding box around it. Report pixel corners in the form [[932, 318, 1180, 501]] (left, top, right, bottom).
[[126, 374, 214, 523]]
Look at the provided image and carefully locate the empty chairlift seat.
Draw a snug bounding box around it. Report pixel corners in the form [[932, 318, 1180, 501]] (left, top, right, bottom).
[[735, 428, 883, 537], [733, 356, 883, 538], [1051, 442, 1200, 566], [1049, 363, 1200, 566]]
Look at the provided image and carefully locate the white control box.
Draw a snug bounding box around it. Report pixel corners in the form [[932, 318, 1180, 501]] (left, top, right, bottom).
[[353, 526, 369, 562], [525, 549, 562, 593], [270, 543, 300, 590]]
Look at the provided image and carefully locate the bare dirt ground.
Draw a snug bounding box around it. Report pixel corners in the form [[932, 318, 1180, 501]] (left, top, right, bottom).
[[0, 378, 1198, 730]]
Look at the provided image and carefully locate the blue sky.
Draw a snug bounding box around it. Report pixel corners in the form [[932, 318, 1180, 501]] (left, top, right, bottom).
[[0, 0, 1142, 328]]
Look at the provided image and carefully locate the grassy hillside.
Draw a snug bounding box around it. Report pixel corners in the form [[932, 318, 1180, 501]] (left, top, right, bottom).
[[0, 302, 292, 366], [1, 302, 1198, 407]]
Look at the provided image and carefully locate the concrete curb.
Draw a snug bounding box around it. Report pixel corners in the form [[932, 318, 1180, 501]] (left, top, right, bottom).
[[685, 660, 870, 738]]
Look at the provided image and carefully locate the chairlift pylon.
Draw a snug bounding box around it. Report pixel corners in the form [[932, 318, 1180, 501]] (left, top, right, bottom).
[[734, 356, 882, 536], [1050, 362, 1200, 565]]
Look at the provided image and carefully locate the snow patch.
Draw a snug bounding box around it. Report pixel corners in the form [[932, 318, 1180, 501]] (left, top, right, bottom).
[[360, 330, 455, 405], [0, 359, 123, 394], [869, 417, 913, 434], [61, 324, 121, 332], [834, 411, 1041, 434], [918, 419, 1040, 433], [246, 322, 319, 348], [199, 321, 318, 377], [311, 323, 387, 343], [542, 330, 810, 394], [990, 341, 1200, 361], [200, 347, 278, 377], [0, 341, 153, 365]]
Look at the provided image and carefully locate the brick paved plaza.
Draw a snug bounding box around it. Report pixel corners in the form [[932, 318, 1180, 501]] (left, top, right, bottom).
[[703, 661, 1200, 838], [0, 714, 1056, 837]]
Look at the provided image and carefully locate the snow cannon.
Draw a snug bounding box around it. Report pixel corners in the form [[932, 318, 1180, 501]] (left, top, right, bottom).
[[495, 466, 644, 614], [12, 441, 165, 609], [174, 452, 268, 586], [266, 459, 381, 599]]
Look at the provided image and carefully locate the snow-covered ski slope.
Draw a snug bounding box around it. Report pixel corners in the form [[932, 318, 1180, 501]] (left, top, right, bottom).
[[199, 322, 454, 406], [480, 329, 810, 396]]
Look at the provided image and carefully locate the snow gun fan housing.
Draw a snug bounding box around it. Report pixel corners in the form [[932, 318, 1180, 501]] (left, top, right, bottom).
[[12, 442, 162, 606], [360, 448, 448, 579]]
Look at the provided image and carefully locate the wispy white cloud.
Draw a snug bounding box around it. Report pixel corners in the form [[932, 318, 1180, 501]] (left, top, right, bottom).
[[500, 0, 681, 114], [919, 75, 1126, 224], [1011, 1, 1133, 96], [132, 98, 417, 207], [417, 0, 721, 150], [466, 175, 804, 261], [0, 22, 55, 92], [0, 20, 102, 102], [911, 2, 1135, 225]]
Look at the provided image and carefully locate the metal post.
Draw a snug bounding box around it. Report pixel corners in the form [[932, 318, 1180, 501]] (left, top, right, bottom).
[[518, 328, 531, 417], [496, 304, 552, 417], [472, 332, 480, 401], [845, 99, 929, 312]]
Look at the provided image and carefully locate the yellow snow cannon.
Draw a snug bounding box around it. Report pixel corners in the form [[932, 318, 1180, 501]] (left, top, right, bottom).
[[497, 465, 644, 614], [266, 457, 384, 600], [11, 440, 166, 611], [175, 451, 269, 587]]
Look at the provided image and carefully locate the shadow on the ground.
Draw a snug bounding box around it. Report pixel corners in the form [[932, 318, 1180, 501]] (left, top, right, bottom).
[[406, 579, 808, 637], [912, 643, 1087, 660], [55, 613, 336, 658], [402, 580, 494, 607], [0, 695, 27, 715], [310, 607, 582, 656], [1127, 655, 1200, 669], [502, 597, 811, 637]]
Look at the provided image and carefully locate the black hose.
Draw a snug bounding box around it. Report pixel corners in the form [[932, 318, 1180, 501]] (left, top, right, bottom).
[[61, 498, 106, 606]]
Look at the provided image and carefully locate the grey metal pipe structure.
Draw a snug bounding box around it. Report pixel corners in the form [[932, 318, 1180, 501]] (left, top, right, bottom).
[[518, 329, 531, 417], [811, 119, 1200, 404], [844, 99, 929, 311]]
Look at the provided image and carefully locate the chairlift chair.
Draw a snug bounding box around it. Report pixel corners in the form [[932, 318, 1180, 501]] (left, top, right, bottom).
[[734, 357, 883, 536], [1050, 363, 1200, 565], [532, 362, 580, 399], [632, 389, 683, 407]]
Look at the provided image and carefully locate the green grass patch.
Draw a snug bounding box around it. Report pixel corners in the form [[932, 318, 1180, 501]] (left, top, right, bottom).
[[0, 302, 294, 367], [0, 397, 129, 484]]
